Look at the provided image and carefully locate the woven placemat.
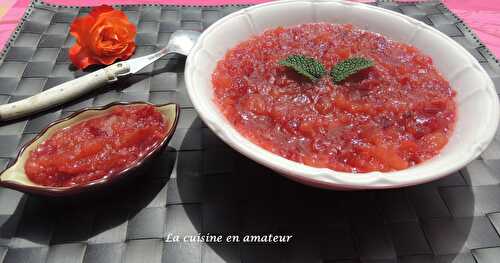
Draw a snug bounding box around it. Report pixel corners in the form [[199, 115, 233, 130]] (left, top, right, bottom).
[[0, 0, 500, 262]]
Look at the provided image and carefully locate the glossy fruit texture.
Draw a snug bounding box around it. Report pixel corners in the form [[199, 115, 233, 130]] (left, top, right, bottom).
[[25, 105, 167, 187], [212, 23, 456, 173]]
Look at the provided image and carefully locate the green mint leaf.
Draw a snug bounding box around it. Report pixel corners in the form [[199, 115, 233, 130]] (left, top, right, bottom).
[[279, 55, 326, 81], [330, 57, 374, 83]]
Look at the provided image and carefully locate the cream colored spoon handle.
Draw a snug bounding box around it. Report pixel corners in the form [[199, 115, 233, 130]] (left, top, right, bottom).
[[0, 63, 129, 122]]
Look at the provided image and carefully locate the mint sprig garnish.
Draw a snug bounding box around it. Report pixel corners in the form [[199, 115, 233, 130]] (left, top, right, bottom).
[[279, 55, 326, 81], [330, 57, 374, 83]]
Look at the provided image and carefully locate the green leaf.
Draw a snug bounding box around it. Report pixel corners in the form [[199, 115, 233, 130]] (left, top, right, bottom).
[[279, 55, 326, 81], [330, 57, 374, 83]]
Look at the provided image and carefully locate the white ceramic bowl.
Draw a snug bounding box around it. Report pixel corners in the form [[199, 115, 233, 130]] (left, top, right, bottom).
[[185, 0, 499, 189]]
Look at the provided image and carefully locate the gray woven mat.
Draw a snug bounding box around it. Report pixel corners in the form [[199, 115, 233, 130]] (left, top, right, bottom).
[[0, 0, 500, 262]]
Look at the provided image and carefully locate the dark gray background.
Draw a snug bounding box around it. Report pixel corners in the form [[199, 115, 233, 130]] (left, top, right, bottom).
[[0, 0, 500, 262]]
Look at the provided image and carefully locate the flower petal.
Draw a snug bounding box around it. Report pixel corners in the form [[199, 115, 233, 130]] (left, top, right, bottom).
[[89, 5, 115, 18], [120, 43, 136, 60]]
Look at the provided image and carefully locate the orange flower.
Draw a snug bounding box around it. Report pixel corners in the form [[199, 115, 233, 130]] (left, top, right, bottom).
[[69, 5, 137, 69]]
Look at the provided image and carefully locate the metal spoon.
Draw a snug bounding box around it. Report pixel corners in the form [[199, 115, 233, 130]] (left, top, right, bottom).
[[0, 30, 201, 122]]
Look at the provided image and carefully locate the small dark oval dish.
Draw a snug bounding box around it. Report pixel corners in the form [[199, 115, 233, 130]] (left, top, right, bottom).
[[0, 101, 180, 197]]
